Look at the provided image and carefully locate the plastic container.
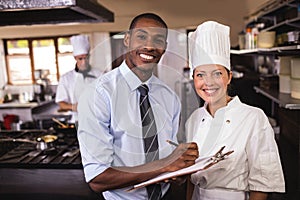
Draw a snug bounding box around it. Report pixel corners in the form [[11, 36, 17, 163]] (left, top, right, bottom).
[[257, 31, 276, 48], [279, 56, 292, 75], [290, 57, 300, 79], [252, 27, 259, 48], [238, 33, 245, 50], [279, 74, 291, 93], [291, 78, 300, 99], [245, 28, 253, 49]]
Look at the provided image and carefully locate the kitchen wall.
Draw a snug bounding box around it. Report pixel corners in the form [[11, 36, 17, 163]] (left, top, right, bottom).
[[0, 0, 272, 97], [89, 32, 112, 72], [0, 0, 271, 44]]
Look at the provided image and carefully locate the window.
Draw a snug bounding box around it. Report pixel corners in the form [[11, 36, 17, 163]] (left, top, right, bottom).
[[6, 40, 31, 85], [4, 36, 75, 85]]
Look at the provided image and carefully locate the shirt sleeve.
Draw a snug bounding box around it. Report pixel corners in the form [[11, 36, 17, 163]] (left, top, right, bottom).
[[77, 82, 114, 182], [55, 76, 71, 103], [173, 95, 181, 143], [246, 109, 285, 193]]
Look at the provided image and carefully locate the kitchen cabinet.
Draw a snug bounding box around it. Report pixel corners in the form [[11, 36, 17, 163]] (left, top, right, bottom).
[[232, 1, 300, 199]]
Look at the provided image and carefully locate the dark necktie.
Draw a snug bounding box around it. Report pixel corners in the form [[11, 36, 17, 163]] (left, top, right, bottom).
[[138, 84, 162, 200]]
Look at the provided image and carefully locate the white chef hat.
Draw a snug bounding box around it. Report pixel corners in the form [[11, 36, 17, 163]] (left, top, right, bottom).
[[70, 35, 90, 57], [189, 21, 231, 70]]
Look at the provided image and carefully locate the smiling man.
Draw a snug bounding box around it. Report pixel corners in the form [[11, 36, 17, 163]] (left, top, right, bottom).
[[77, 13, 199, 200]]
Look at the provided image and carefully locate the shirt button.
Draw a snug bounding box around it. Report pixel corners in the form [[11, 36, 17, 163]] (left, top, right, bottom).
[[202, 118, 205, 122], [226, 120, 230, 123]]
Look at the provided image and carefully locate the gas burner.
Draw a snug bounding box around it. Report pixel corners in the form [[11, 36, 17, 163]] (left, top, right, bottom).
[[0, 129, 81, 168]]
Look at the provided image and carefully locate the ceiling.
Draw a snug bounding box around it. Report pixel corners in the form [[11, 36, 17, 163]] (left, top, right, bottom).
[[0, 0, 270, 45]]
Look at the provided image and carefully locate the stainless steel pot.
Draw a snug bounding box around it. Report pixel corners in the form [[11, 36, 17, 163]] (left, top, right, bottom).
[[0, 134, 58, 151]]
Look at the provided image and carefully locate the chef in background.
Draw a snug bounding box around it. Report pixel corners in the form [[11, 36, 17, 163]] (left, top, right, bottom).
[[55, 34, 102, 123]]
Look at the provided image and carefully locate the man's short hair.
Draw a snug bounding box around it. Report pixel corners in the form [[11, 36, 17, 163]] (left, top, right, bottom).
[[129, 13, 168, 31]]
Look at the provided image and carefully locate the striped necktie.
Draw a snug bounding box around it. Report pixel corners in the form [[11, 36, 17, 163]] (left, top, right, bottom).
[[138, 84, 162, 200]]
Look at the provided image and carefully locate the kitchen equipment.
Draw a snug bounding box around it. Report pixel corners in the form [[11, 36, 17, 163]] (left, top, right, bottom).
[[0, 134, 58, 151], [11, 122, 21, 131], [3, 114, 19, 130], [257, 31, 276, 48], [0, 130, 81, 167], [0, 0, 114, 26], [52, 118, 68, 128], [62, 148, 80, 158], [287, 31, 300, 45], [33, 69, 52, 102]]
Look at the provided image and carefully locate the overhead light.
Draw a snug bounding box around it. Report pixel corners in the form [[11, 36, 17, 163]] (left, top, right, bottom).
[[0, 0, 114, 26]]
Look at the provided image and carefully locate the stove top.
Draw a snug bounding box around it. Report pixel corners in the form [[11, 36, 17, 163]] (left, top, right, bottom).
[[0, 129, 81, 169]]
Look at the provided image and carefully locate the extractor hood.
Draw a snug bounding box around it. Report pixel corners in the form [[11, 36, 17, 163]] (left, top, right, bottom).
[[0, 0, 114, 26]]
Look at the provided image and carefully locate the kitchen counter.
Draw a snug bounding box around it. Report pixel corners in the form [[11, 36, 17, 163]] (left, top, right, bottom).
[[0, 101, 39, 108], [0, 100, 71, 122]]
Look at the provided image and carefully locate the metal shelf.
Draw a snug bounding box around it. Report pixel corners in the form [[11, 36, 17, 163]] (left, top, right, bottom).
[[254, 86, 300, 110], [264, 16, 300, 33], [245, 0, 297, 26], [231, 45, 300, 55]]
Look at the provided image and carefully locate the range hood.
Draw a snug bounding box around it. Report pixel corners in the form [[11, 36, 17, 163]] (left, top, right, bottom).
[[0, 0, 114, 26]]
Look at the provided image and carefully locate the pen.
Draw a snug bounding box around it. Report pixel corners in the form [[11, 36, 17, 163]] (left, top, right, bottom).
[[166, 140, 179, 147]]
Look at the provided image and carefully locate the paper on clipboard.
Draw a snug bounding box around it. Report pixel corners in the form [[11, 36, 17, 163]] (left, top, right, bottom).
[[129, 156, 212, 191], [129, 147, 233, 191]]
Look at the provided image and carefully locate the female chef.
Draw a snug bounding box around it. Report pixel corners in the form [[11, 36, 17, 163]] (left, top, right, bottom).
[[185, 21, 285, 200], [55, 35, 102, 123]]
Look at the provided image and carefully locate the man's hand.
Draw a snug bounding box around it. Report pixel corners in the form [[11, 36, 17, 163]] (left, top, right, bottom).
[[163, 142, 199, 172]]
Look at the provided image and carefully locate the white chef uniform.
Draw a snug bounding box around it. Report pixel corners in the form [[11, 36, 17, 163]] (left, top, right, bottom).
[[186, 21, 285, 199], [55, 35, 102, 123], [185, 97, 285, 199]]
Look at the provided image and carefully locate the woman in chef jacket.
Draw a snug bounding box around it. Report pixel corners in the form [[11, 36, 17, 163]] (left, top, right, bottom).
[[55, 35, 102, 123], [185, 21, 285, 200]]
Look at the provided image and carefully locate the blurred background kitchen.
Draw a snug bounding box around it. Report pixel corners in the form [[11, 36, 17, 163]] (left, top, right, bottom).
[[0, 0, 299, 199]]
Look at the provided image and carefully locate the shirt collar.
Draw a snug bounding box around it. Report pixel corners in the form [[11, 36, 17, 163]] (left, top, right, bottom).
[[203, 96, 240, 116], [119, 61, 155, 92]]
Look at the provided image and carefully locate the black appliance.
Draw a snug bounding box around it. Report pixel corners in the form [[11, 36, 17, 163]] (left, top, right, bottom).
[[0, 0, 114, 26], [0, 129, 99, 200]]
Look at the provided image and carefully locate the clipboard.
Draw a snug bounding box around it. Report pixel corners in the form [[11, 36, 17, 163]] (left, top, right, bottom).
[[128, 146, 233, 191]]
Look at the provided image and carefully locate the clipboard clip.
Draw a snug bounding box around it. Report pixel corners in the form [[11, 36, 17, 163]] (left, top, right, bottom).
[[210, 146, 234, 164]]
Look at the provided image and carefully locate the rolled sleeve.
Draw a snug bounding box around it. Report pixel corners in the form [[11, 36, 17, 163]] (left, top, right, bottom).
[[78, 82, 114, 182]]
